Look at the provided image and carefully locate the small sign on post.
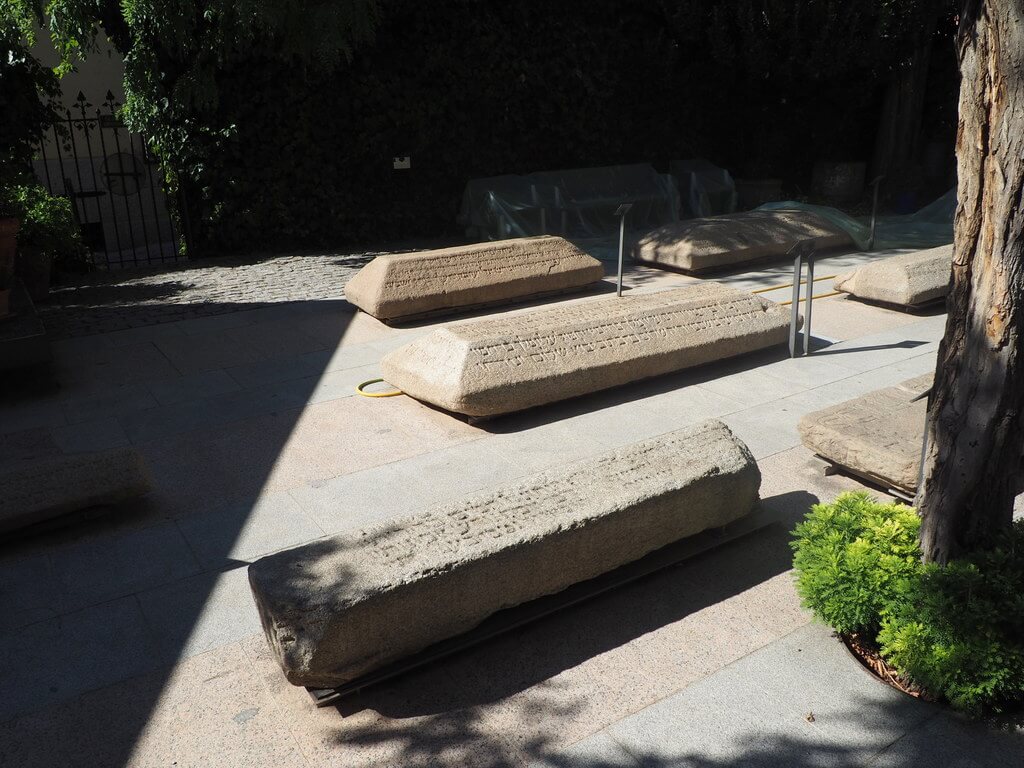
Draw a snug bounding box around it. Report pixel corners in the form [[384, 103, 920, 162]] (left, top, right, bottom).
[[614, 203, 633, 297]]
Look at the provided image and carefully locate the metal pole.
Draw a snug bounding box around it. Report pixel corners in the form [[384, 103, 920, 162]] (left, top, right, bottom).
[[617, 213, 626, 297], [868, 175, 884, 251], [614, 203, 632, 298], [789, 248, 803, 358], [804, 255, 814, 356]]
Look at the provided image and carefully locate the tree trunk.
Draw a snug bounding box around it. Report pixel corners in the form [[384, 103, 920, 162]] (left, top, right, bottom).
[[917, 0, 1024, 564]]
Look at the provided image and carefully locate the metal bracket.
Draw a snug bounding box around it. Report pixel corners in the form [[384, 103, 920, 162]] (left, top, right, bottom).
[[788, 240, 817, 357]]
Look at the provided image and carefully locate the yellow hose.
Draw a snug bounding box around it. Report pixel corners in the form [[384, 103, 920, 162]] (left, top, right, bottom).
[[779, 291, 842, 306], [356, 378, 404, 398], [751, 275, 837, 294]]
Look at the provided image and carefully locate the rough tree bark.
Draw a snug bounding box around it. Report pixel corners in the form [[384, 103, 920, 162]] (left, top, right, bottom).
[[917, 0, 1024, 563]]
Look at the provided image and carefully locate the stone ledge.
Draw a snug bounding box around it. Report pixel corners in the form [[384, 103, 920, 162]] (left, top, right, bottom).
[[248, 419, 760, 688]]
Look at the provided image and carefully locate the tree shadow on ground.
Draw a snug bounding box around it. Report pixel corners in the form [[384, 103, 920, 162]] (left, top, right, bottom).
[[810, 339, 930, 357], [531, 695, 1022, 768]]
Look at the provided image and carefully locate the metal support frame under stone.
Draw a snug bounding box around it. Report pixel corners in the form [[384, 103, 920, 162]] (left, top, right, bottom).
[[788, 240, 817, 358], [304, 505, 781, 708], [809, 454, 916, 503]]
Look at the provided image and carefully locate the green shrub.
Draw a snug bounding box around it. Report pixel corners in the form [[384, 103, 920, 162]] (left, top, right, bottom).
[[878, 520, 1024, 715], [7, 182, 88, 272], [13, 1, 952, 253], [790, 492, 921, 634]]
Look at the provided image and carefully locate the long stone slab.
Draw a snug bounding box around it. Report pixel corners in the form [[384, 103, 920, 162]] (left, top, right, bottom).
[[798, 374, 931, 493], [380, 282, 792, 418], [633, 210, 853, 273], [0, 444, 151, 534], [834, 244, 952, 307], [343, 236, 605, 321], [248, 419, 760, 688]]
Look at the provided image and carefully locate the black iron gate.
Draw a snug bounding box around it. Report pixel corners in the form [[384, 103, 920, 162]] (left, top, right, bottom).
[[34, 91, 183, 270]]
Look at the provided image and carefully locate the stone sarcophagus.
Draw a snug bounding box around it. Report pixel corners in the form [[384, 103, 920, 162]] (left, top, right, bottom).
[[380, 282, 791, 418], [0, 443, 151, 534], [798, 374, 932, 493], [248, 419, 761, 689], [633, 210, 853, 274], [833, 244, 952, 307], [343, 236, 605, 321]]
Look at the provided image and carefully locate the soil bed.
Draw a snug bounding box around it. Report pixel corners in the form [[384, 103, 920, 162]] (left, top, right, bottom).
[[841, 631, 937, 701]]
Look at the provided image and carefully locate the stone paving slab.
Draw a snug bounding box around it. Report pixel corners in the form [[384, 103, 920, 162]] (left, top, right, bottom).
[[534, 622, 1023, 767], [0, 595, 163, 723], [0, 640, 309, 768]]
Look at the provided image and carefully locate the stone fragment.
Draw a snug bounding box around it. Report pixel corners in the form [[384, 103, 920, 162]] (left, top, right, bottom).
[[380, 282, 791, 417], [833, 244, 952, 307], [633, 210, 853, 273], [248, 419, 760, 688], [343, 236, 605, 321], [798, 375, 931, 493], [0, 444, 151, 534]]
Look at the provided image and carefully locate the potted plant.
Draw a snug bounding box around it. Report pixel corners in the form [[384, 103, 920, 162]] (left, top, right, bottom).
[[12, 183, 86, 301], [0, 192, 18, 318]]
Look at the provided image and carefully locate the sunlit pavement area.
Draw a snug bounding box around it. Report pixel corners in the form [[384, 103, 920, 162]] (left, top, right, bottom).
[[1, 247, 1021, 767]]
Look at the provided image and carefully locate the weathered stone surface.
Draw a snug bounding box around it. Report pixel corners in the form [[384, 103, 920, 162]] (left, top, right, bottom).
[[834, 244, 952, 307], [248, 419, 760, 688], [0, 440, 151, 534], [633, 210, 853, 273], [798, 375, 931, 493], [343, 236, 604, 321], [380, 283, 792, 417]]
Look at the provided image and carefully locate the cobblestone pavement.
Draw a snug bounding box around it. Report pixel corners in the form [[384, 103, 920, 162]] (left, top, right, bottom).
[[39, 250, 385, 340]]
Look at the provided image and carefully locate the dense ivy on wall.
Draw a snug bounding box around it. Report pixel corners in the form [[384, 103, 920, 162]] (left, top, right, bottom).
[[16, 0, 955, 254]]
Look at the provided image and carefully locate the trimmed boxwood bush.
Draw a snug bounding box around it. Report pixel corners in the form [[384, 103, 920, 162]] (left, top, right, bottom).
[[791, 492, 1024, 716], [790, 492, 921, 635], [878, 521, 1024, 715]]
